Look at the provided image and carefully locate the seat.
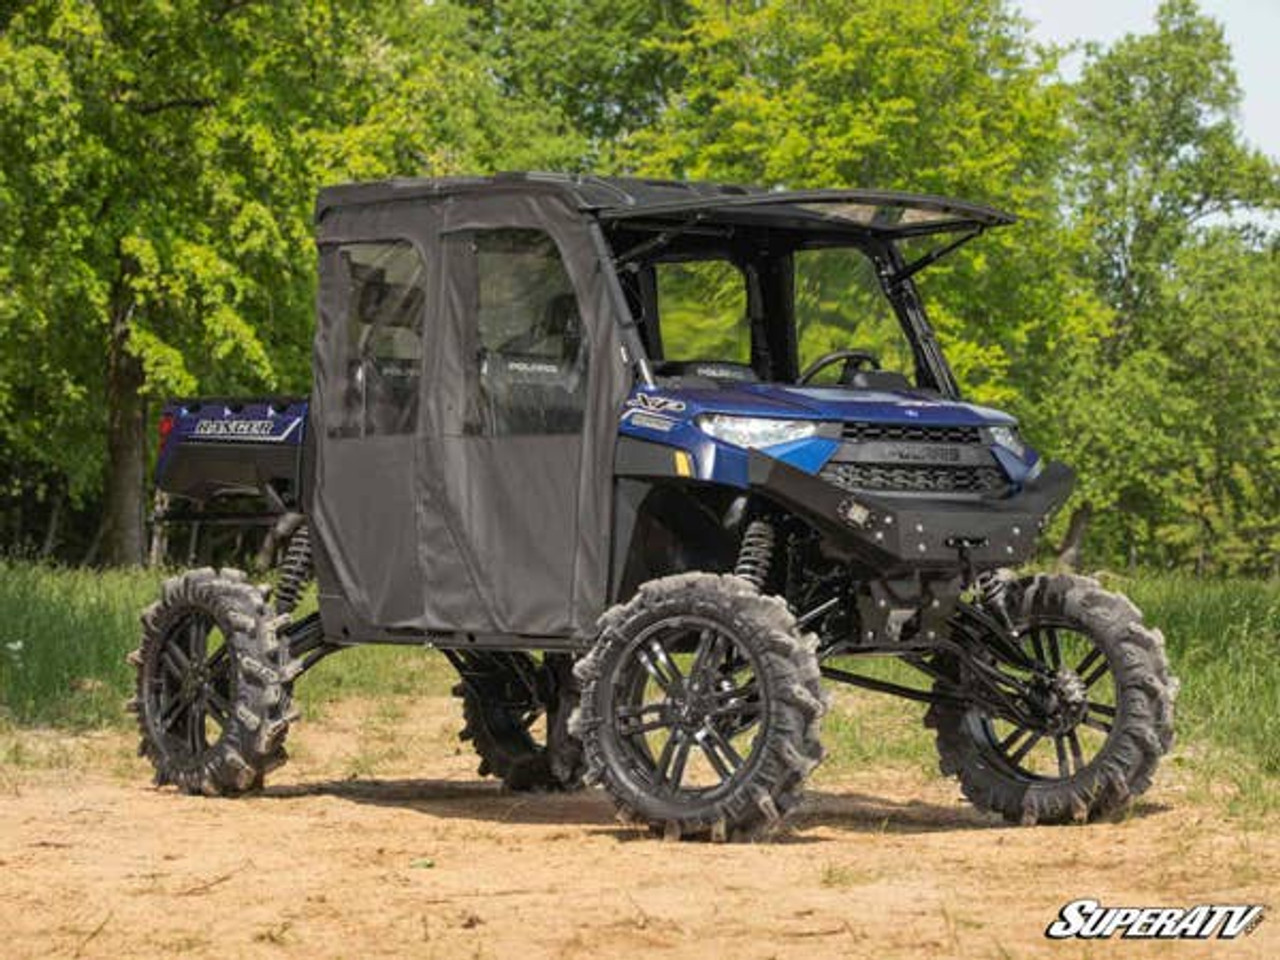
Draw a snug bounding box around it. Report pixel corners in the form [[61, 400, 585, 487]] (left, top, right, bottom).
[[844, 369, 913, 391], [652, 360, 760, 383]]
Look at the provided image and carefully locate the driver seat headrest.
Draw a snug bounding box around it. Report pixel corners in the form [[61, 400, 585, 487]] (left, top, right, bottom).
[[845, 370, 913, 391], [653, 360, 759, 383]]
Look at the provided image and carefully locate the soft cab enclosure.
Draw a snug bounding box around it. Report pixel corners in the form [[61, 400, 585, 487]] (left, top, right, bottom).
[[308, 180, 634, 641]]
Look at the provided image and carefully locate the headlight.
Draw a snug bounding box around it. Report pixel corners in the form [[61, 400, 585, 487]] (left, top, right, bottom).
[[989, 425, 1027, 458], [697, 414, 818, 449]]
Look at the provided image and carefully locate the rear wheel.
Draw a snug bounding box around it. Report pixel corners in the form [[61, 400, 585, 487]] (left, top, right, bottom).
[[130, 568, 297, 795], [927, 574, 1176, 824], [573, 573, 827, 841], [451, 652, 584, 791]]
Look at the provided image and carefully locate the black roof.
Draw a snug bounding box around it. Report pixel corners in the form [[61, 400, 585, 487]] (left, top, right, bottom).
[[317, 172, 1015, 237]]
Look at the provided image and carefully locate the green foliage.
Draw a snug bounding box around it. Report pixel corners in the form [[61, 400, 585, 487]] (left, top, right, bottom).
[[1068, 0, 1277, 319], [1123, 573, 1280, 780], [0, 0, 1275, 574], [1053, 0, 1280, 574], [1057, 237, 1280, 572], [0, 560, 163, 726], [458, 0, 693, 147], [0, 0, 584, 513]]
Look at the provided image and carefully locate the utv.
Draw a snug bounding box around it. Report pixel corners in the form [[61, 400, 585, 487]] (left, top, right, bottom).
[[134, 173, 1176, 839]]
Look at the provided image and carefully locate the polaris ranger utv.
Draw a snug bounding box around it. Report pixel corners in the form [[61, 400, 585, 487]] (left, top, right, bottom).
[[134, 174, 1176, 840]]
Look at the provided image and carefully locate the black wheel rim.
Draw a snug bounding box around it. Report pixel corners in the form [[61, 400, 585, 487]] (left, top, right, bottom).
[[145, 612, 236, 762], [459, 651, 547, 749], [967, 617, 1118, 781], [612, 616, 766, 800]]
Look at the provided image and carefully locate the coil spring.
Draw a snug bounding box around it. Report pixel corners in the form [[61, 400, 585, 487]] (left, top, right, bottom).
[[975, 570, 1015, 632], [734, 519, 776, 591], [275, 523, 313, 614], [975, 569, 1010, 606]]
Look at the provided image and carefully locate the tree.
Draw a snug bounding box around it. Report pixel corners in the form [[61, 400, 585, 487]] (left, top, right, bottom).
[[0, 0, 584, 564], [458, 0, 694, 147], [1069, 0, 1277, 326], [617, 0, 1106, 428], [1054, 234, 1279, 574], [1055, 0, 1279, 570]]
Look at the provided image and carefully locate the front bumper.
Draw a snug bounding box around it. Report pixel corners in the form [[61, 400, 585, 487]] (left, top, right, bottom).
[[748, 451, 1075, 575]]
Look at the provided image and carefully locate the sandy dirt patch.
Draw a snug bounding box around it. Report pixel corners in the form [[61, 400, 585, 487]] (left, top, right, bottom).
[[0, 696, 1274, 959]]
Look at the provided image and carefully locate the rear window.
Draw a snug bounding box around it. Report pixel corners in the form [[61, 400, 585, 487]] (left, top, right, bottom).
[[655, 259, 749, 363], [335, 240, 428, 437]]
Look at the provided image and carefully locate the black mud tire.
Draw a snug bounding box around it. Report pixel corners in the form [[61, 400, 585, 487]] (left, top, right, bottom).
[[572, 573, 827, 842], [926, 573, 1177, 825], [452, 653, 585, 792], [129, 568, 298, 796]]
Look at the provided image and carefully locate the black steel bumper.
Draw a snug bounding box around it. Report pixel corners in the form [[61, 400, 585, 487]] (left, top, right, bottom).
[[748, 451, 1075, 575]]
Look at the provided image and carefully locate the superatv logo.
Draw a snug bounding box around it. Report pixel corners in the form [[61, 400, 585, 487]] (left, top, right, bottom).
[[194, 419, 277, 438], [1046, 899, 1265, 940]]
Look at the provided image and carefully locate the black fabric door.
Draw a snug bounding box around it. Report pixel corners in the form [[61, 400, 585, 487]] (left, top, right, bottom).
[[309, 209, 438, 631], [420, 215, 591, 636]]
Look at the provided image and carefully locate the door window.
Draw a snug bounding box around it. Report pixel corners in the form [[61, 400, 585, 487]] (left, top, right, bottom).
[[464, 229, 588, 435], [336, 241, 427, 437]]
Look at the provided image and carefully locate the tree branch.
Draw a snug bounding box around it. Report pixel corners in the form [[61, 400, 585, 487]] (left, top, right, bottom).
[[211, 1, 261, 24], [130, 97, 217, 116]]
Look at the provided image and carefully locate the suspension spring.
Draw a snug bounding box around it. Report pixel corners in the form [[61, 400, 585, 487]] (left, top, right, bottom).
[[275, 523, 313, 614], [734, 519, 776, 591], [975, 569, 1016, 633]]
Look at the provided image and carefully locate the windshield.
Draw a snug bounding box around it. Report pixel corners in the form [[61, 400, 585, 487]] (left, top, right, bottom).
[[793, 248, 915, 384]]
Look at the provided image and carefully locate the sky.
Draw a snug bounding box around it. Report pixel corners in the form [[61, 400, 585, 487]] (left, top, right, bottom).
[[1017, 0, 1280, 159]]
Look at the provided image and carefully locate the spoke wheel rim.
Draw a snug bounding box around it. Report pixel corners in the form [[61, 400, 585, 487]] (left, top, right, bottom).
[[145, 612, 237, 764], [612, 616, 767, 801], [967, 616, 1118, 782]]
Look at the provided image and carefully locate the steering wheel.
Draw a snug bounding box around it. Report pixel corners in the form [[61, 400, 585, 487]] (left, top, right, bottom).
[[798, 349, 882, 385]]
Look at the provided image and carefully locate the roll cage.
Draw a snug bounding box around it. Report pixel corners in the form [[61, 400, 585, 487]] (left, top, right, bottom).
[[592, 185, 1014, 397]]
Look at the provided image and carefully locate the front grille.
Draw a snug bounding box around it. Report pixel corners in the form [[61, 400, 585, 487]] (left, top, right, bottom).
[[841, 422, 982, 445], [821, 462, 1009, 495]]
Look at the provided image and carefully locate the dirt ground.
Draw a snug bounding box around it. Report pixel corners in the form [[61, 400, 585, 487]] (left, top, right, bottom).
[[0, 696, 1274, 960]]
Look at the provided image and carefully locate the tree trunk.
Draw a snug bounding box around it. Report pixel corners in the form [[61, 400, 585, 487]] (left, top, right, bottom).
[[1056, 501, 1093, 571], [39, 486, 63, 559], [147, 491, 170, 567], [81, 514, 106, 567], [9, 500, 24, 553], [102, 302, 146, 567]]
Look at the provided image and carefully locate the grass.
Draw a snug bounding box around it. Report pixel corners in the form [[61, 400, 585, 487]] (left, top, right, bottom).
[[298, 643, 454, 717], [0, 560, 1275, 812], [1119, 573, 1280, 776], [1117, 572, 1280, 816], [0, 561, 165, 727]]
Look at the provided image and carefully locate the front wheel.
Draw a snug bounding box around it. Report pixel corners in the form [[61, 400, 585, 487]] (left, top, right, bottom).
[[572, 573, 827, 841], [927, 573, 1177, 825]]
